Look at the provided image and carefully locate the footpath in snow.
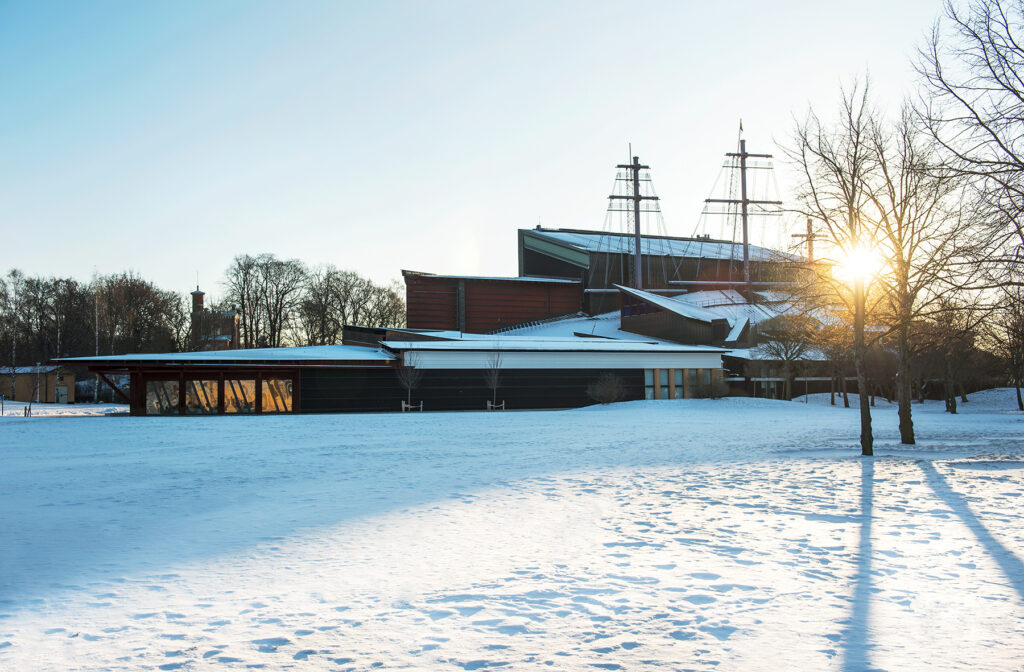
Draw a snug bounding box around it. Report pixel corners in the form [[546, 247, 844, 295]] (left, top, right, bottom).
[[1, 390, 1022, 671]]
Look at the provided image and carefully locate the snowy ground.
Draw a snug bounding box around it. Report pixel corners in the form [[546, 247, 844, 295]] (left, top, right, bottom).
[[1, 391, 1023, 671], [0, 401, 128, 418]]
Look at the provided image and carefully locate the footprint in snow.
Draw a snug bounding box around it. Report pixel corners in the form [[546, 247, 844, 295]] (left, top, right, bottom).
[[252, 636, 290, 653], [683, 595, 717, 605]]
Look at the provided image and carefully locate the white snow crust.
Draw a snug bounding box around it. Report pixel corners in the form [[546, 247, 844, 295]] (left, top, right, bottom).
[[2, 391, 1023, 670]]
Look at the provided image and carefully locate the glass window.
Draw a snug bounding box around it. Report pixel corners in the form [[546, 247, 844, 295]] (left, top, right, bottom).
[[674, 369, 684, 399], [659, 369, 669, 386], [145, 380, 179, 415], [186, 379, 219, 415], [262, 378, 293, 413], [687, 369, 698, 398], [224, 379, 256, 414], [644, 369, 654, 400]]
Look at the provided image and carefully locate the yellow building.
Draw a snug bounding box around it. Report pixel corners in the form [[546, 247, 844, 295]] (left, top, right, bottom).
[[0, 366, 76, 404]]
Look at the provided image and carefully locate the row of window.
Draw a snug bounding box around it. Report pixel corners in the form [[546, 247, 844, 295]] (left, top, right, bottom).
[[644, 368, 714, 400], [145, 378, 293, 415]]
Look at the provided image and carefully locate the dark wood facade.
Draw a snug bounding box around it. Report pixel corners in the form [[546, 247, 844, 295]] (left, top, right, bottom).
[[403, 271, 582, 333], [82, 360, 645, 415], [619, 294, 730, 346], [301, 367, 644, 413]]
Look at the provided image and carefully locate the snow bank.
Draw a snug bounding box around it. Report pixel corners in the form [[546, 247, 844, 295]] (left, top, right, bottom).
[[0, 401, 128, 418]]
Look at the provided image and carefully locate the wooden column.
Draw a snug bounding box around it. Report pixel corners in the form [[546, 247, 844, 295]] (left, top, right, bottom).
[[653, 368, 661, 399], [683, 369, 691, 399]]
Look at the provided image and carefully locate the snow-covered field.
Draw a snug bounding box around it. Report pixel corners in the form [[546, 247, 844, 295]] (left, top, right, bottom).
[[1, 391, 1023, 671]]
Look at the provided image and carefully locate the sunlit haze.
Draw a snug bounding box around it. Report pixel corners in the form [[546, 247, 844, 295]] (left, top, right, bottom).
[[0, 0, 945, 297]]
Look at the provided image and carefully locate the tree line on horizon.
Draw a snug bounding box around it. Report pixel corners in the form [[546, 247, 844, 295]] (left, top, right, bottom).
[[0, 256, 406, 371]]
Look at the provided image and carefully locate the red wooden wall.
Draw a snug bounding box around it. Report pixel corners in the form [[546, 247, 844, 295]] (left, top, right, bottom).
[[404, 273, 582, 332]]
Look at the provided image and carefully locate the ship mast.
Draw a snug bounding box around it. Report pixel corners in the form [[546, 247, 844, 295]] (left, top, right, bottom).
[[704, 131, 782, 297], [608, 155, 659, 289]]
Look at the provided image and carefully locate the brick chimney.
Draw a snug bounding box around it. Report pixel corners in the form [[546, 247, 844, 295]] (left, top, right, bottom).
[[190, 286, 205, 351]]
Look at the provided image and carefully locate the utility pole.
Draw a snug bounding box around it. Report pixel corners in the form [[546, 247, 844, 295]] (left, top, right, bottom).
[[609, 155, 659, 290], [792, 216, 817, 262], [705, 139, 782, 298], [94, 282, 100, 403]]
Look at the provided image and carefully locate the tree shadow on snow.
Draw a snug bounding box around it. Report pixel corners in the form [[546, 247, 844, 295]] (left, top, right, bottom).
[[918, 461, 1024, 603], [840, 459, 878, 672]]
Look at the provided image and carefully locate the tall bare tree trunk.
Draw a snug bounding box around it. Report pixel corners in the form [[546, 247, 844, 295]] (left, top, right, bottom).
[[9, 341, 15, 404], [945, 354, 957, 414], [896, 327, 915, 444], [830, 367, 836, 406], [854, 279, 873, 456], [1017, 361, 1024, 410], [841, 367, 850, 408]]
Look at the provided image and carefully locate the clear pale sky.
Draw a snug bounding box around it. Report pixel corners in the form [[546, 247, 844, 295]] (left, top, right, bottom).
[[0, 0, 947, 297]]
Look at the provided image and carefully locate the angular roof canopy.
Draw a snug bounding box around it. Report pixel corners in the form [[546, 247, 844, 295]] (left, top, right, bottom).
[[525, 227, 794, 263]]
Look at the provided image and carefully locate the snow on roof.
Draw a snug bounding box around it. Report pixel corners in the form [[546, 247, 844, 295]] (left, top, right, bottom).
[[726, 318, 749, 343], [528, 228, 793, 262], [617, 285, 723, 324], [670, 290, 782, 328], [57, 345, 395, 364], [0, 365, 60, 374], [402, 270, 579, 284], [495, 311, 682, 344], [726, 346, 830, 362], [384, 337, 726, 354]]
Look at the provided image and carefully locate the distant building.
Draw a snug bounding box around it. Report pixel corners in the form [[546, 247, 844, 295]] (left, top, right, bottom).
[[0, 366, 76, 404], [190, 286, 240, 351]]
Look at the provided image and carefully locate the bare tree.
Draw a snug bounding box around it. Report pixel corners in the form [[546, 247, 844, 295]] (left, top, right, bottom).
[[864, 106, 982, 442], [757, 315, 814, 401], [224, 254, 306, 348], [786, 81, 879, 455], [298, 265, 342, 346], [482, 351, 502, 406], [364, 281, 406, 329], [224, 254, 264, 348], [989, 286, 1024, 409], [258, 256, 306, 348], [586, 372, 626, 404], [0, 271, 24, 400], [395, 351, 424, 408], [917, 0, 1024, 263]]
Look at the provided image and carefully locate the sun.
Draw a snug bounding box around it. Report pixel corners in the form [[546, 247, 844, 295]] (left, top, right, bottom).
[[833, 244, 884, 285]]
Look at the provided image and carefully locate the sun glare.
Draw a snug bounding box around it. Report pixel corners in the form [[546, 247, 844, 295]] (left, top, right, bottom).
[[833, 244, 883, 285]]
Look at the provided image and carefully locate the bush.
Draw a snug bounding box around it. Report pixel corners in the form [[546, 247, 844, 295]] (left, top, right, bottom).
[[695, 377, 731, 399], [587, 373, 626, 404]]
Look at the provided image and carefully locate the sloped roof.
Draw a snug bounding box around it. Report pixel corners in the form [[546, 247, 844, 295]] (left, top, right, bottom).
[[616, 285, 723, 324], [383, 337, 726, 354], [56, 345, 395, 365], [402, 270, 579, 284], [0, 366, 60, 375], [527, 228, 793, 262]]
